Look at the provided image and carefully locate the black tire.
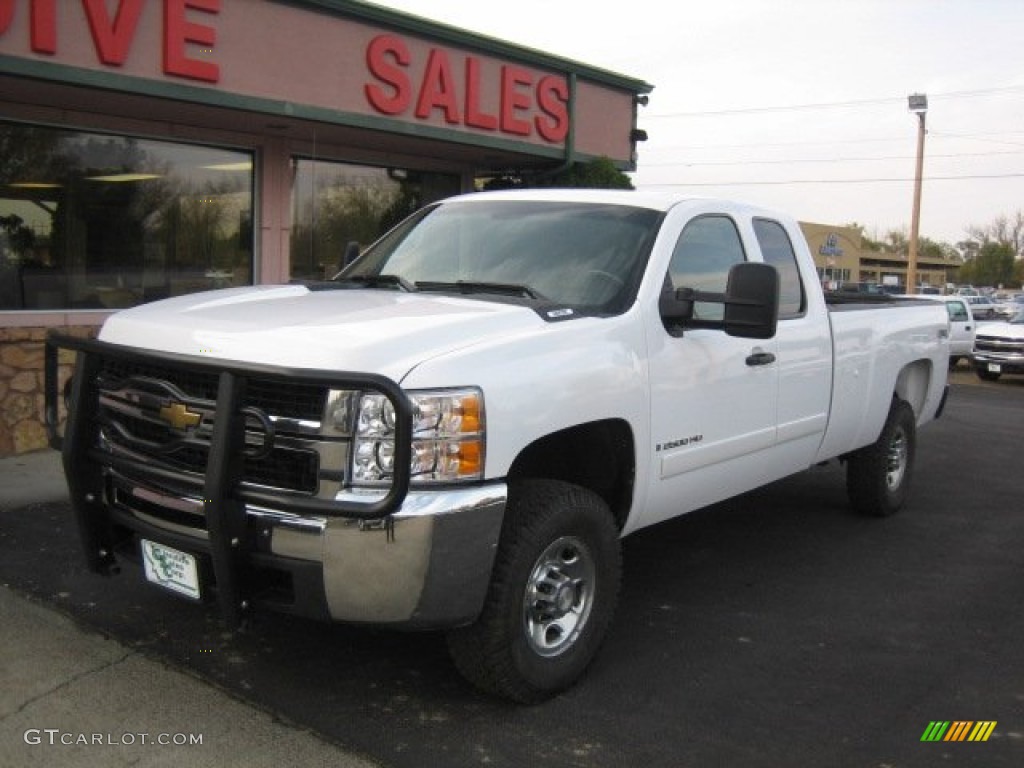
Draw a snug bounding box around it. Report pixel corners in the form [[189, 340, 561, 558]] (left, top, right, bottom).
[[446, 479, 621, 703], [976, 369, 1001, 382], [846, 398, 916, 517]]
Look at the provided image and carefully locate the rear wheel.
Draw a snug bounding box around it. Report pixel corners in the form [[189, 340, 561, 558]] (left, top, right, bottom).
[[846, 398, 916, 517], [447, 479, 621, 703]]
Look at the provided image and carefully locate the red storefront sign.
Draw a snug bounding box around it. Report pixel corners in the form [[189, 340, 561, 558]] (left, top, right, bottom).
[[365, 34, 569, 144], [0, 0, 220, 82]]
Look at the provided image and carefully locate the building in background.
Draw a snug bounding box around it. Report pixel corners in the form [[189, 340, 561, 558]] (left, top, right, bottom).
[[800, 222, 961, 291], [0, 0, 650, 455]]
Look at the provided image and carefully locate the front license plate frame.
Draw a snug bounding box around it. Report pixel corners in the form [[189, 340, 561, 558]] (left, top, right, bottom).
[[987, 363, 1002, 373], [141, 539, 201, 601]]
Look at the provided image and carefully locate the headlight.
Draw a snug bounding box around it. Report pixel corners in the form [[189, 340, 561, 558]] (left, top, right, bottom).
[[352, 388, 484, 485]]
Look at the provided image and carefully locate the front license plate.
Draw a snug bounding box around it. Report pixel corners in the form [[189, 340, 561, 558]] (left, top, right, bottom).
[[142, 539, 201, 600], [988, 363, 1002, 373]]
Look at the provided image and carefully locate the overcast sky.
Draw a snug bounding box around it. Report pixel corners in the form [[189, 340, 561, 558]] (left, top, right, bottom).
[[377, 0, 1024, 246]]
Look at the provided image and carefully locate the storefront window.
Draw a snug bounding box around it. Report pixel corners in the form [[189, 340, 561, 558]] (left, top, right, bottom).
[[290, 159, 459, 282], [0, 123, 253, 311]]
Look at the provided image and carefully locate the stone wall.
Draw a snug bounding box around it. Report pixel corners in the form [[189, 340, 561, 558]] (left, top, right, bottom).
[[0, 326, 97, 456]]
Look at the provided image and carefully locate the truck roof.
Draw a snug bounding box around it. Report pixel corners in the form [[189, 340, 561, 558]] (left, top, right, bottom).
[[443, 188, 787, 219]]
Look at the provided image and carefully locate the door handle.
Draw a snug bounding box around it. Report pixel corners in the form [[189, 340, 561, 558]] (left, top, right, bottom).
[[746, 351, 776, 367]]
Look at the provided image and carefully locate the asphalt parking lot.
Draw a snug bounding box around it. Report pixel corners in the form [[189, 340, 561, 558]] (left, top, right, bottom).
[[1, 367, 1022, 767]]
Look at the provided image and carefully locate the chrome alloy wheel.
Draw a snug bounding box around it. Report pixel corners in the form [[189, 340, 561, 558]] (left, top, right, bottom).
[[522, 536, 596, 658], [885, 426, 909, 491]]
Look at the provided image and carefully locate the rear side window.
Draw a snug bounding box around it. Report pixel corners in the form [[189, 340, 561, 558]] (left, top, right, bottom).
[[667, 215, 746, 322], [946, 300, 969, 322], [753, 218, 805, 319]]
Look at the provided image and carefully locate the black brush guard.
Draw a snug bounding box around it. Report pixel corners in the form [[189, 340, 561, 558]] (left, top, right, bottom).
[[44, 330, 412, 627]]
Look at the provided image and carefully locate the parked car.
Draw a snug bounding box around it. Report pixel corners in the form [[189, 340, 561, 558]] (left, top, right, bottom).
[[904, 295, 975, 367], [994, 294, 1024, 320], [938, 295, 976, 366], [972, 309, 1024, 381], [965, 295, 1000, 320]]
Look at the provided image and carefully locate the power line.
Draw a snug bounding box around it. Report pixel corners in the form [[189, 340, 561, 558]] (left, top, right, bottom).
[[641, 149, 1024, 168], [641, 130, 1024, 155], [638, 172, 1024, 187], [644, 84, 1024, 119], [929, 130, 1024, 149]]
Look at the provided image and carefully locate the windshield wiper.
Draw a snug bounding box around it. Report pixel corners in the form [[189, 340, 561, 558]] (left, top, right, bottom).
[[415, 280, 546, 300], [333, 274, 416, 292]]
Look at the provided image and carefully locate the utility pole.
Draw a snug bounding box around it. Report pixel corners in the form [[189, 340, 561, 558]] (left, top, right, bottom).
[[907, 93, 927, 292]]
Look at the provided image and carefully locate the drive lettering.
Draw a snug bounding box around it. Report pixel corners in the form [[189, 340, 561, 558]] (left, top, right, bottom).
[[0, 0, 220, 82]]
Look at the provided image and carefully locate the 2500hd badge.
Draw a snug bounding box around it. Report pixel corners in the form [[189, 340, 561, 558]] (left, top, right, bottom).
[[656, 434, 704, 451]]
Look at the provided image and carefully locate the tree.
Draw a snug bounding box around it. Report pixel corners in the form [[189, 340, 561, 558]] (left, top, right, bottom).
[[964, 211, 1024, 259], [483, 157, 634, 191], [918, 236, 958, 261], [957, 242, 1016, 288]]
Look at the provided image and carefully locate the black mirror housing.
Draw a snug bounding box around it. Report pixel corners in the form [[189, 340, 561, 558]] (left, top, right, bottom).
[[723, 262, 779, 339], [659, 262, 779, 340]]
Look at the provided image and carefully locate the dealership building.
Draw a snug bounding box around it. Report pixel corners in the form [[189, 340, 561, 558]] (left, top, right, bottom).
[[0, 0, 651, 455], [800, 223, 961, 290]]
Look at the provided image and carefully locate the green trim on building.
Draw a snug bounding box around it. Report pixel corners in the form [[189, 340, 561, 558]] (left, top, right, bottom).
[[0, 54, 598, 163]]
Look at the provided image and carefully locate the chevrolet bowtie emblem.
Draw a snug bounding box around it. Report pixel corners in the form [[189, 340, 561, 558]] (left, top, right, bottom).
[[158, 402, 202, 431]]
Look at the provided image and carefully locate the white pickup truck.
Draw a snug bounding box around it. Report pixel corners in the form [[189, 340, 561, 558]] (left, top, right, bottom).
[[46, 190, 949, 702]]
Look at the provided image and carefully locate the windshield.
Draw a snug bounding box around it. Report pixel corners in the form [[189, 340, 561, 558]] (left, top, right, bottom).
[[340, 200, 662, 313]]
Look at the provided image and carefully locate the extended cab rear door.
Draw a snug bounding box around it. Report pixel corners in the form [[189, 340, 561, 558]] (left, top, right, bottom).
[[750, 217, 832, 475]]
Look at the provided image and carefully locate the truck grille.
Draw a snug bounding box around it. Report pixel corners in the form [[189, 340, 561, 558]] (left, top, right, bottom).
[[96, 358, 329, 496], [100, 358, 326, 421], [974, 335, 1024, 356]]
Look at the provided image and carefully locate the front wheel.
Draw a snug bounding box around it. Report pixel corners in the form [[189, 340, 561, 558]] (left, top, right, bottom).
[[846, 398, 916, 517], [446, 479, 621, 703]]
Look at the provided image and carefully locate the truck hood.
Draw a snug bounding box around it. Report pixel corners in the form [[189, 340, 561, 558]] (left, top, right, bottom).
[[976, 320, 1024, 339], [99, 285, 546, 382]]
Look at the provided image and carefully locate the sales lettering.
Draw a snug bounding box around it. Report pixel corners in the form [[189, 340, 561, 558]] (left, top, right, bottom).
[[364, 34, 569, 143]]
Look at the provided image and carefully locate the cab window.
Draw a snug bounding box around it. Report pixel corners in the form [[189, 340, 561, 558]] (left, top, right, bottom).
[[667, 215, 746, 322], [945, 300, 969, 322], [753, 218, 805, 319]]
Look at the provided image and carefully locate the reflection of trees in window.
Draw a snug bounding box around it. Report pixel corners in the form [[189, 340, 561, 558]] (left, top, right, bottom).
[[157, 179, 247, 273], [1, 122, 253, 310], [0, 214, 35, 257], [292, 178, 404, 280], [0, 124, 73, 188]]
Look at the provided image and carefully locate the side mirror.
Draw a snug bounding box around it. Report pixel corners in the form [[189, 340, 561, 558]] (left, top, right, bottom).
[[660, 262, 779, 340], [340, 241, 361, 272], [722, 262, 779, 339]]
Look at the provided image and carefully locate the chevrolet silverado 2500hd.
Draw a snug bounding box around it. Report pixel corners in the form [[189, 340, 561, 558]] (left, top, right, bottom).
[[971, 309, 1024, 380], [45, 190, 950, 702]]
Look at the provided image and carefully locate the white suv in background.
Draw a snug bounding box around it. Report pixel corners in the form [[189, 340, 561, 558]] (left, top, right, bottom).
[[910, 295, 976, 367], [965, 295, 1000, 320]]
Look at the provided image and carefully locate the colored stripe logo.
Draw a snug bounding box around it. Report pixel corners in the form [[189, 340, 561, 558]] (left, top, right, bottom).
[[921, 721, 997, 742]]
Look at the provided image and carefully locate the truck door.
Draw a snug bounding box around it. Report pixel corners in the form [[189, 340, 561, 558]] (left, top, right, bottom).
[[751, 217, 831, 474], [643, 214, 780, 527]]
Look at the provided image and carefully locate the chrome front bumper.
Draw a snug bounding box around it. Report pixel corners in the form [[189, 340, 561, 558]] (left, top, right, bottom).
[[107, 476, 507, 628], [287, 485, 506, 626]]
